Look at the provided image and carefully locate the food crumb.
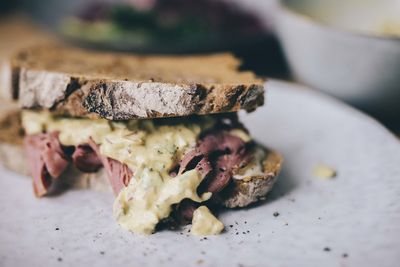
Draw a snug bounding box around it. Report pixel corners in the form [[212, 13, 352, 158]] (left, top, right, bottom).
[[323, 247, 331, 252], [196, 259, 204, 264], [273, 212, 280, 217], [313, 165, 337, 179]]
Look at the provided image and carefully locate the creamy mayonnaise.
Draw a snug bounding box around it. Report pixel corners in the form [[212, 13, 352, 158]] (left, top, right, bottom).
[[115, 170, 211, 234], [191, 206, 224, 236]]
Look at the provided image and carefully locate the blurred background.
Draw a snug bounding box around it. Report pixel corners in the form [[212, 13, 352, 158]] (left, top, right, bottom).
[[0, 0, 399, 132]]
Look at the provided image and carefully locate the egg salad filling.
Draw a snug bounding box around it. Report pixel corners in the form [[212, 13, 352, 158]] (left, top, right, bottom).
[[191, 206, 224, 236], [22, 110, 257, 235]]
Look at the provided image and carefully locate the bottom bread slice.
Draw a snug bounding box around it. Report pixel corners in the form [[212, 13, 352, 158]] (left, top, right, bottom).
[[0, 141, 282, 208]]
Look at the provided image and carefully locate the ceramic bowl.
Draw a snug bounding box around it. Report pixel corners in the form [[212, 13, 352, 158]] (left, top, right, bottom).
[[275, 0, 400, 124]]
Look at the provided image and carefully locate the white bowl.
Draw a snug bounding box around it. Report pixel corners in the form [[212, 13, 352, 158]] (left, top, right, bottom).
[[275, 0, 400, 125]]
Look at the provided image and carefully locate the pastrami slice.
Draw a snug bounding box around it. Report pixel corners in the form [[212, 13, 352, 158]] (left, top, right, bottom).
[[88, 138, 133, 195], [24, 132, 69, 197], [72, 145, 103, 173], [175, 131, 252, 221]]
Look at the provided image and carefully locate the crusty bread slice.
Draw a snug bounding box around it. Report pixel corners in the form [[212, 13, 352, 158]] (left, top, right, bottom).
[[0, 102, 282, 207], [220, 150, 282, 208], [11, 45, 264, 120]]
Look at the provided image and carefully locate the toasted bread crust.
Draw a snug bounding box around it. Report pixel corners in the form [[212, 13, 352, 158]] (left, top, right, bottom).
[[220, 150, 283, 208], [11, 45, 264, 120]]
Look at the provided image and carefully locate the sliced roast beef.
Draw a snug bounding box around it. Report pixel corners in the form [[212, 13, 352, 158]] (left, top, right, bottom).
[[103, 158, 133, 194], [25, 133, 133, 197], [88, 138, 133, 195], [24, 132, 69, 197], [176, 199, 200, 223], [179, 131, 251, 193], [72, 145, 103, 173], [176, 131, 252, 221]]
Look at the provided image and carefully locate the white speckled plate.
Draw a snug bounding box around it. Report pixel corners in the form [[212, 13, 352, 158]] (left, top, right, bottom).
[[1, 80, 399, 267]]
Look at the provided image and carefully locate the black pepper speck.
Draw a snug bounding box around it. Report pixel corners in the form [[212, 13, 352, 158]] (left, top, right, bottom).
[[324, 247, 331, 252], [273, 212, 280, 217]]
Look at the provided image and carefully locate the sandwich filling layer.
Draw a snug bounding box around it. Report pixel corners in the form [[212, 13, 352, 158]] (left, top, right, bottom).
[[22, 111, 265, 235]]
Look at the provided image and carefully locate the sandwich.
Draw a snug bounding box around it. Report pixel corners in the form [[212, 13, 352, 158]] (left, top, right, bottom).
[[0, 45, 282, 235]]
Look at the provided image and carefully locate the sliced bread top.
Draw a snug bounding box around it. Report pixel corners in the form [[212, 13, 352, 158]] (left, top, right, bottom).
[[11, 45, 265, 120]]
